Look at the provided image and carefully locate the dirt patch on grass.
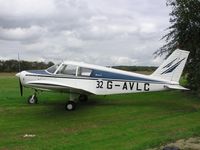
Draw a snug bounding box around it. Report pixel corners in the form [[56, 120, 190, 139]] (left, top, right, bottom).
[[147, 137, 200, 150]]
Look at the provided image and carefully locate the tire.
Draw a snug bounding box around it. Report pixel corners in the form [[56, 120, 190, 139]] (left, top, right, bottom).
[[65, 101, 76, 111], [79, 94, 88, 102], [28, 95, 38, 104]]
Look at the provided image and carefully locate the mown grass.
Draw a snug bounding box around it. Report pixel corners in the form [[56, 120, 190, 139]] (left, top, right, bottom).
[[0, 74, 200, 150]]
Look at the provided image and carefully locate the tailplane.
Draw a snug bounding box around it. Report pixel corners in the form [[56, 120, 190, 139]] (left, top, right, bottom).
[[151, 49, 189, 82]]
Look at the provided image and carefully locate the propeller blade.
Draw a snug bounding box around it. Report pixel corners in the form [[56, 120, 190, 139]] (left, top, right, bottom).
[[19, 79, 23, 96]]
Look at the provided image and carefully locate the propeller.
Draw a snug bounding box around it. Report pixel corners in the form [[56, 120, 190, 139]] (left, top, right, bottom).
[[19, 78, 23, 96], [17, 52, 23, 96]]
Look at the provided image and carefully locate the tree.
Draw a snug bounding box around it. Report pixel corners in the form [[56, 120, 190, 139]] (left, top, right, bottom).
[[0, 60, 54, 72], [155, 0, 200, 93]]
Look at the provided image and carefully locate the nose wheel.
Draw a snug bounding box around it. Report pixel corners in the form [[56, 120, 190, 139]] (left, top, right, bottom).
[[28, 94, 38, 104]]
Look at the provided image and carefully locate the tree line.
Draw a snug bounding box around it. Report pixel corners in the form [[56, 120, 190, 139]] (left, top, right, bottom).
[[113, 66, 156, 73], [0, 60, 54, 72], [155, 0, 200, 93], [0, 59, 156, 73]]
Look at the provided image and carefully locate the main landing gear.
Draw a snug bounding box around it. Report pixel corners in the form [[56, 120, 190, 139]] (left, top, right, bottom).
[[65, 94, 88, 111], [65, 101, 76, 111], [27, 92, 88, 111]]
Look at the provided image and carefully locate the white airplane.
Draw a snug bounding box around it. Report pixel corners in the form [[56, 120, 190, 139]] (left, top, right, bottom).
[[16, 49, 189, 111]]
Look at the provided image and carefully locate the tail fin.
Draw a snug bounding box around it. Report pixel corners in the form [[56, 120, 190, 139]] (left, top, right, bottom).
[[151, 49, 189, 82]]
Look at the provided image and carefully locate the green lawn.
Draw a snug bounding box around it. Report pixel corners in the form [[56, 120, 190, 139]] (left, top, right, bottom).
[[0, 74, 200, 150]]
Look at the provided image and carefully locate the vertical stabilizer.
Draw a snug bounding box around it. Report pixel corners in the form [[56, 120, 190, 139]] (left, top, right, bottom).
[[151, 49, 189, 82]]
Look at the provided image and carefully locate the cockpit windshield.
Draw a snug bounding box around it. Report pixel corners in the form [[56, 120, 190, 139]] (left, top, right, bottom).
[[46, 63, 60, 73]]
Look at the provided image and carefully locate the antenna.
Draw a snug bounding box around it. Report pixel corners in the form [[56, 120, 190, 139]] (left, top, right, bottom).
[[18, 52, 21, 72]]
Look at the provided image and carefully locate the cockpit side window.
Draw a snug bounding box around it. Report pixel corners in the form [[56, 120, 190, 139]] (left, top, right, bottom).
[[77, 67, 92, 77], [46, 63, 60, 74], [56, 64, 77, 76]]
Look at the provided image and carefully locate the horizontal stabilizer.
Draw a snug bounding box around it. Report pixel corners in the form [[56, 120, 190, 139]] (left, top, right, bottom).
[[164, 84, 189, 90]]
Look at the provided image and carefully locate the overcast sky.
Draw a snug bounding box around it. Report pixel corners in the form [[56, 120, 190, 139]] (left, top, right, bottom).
[[0, 0, 170, 66]]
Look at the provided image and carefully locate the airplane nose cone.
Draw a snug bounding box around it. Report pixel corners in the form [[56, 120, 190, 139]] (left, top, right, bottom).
[[16, 72, 21, 77], [16, 71, 26, 85]]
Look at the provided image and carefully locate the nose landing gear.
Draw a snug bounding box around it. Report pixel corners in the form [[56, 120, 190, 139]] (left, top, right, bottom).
[[28, 94, 38, 104], [27, 91, 38, 104]]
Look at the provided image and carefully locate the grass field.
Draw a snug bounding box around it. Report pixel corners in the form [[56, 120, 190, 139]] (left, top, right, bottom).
[[0, 74, 200, 150]]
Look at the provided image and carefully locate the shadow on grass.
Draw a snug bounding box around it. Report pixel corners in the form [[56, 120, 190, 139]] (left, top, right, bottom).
[[32, 92, 200, 119]]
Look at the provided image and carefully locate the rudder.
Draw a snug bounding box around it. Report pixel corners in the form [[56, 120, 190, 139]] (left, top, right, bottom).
[[151, 49, 189, 82]]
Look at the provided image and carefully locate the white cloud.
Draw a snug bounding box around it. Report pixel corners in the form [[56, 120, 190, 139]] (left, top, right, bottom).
[[0, 0, 170, 66], [0, 0, 56, 18], [140, 23, 156, 33], [111, 56, 138, 66], [0, 26, 47, 41]]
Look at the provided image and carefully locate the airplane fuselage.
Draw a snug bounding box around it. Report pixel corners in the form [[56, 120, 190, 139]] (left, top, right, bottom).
[[19, 66, 171, 96], [16, 49, 190, 110]]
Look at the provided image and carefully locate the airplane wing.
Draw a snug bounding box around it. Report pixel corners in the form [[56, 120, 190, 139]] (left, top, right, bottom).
[[26, 80, 94, 94], [164, 84, 189, 90]]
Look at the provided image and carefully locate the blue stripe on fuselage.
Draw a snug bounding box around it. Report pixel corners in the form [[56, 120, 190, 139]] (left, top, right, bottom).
[[26, 69, 160, 83], [27, 70, 51, 75], [90, 70, 157, 82]]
